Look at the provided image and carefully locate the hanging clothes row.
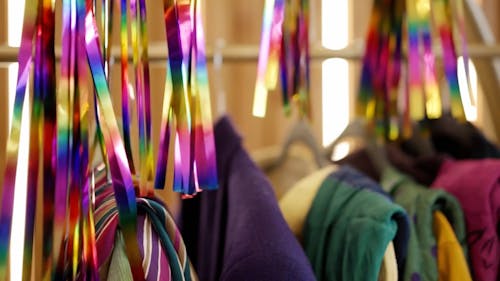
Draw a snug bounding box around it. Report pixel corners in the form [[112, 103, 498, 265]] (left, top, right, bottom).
[[250, 0, 500, 280], [330, 122, 500, 281], [266, 115, 499, 281]]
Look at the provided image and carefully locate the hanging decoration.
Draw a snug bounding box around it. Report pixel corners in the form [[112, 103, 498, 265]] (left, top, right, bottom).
[[0, 0, 58, 279], [432, 0, 466, 120], [357, 0, 470, 140], [253, 0, 311, 118], [0, 0, 217, 279], [357, 0, 403, 140], [155, 0, 218, 197]]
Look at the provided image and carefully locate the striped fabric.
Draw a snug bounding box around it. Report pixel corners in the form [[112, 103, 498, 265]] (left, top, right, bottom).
[[93, 168, 196, 281]]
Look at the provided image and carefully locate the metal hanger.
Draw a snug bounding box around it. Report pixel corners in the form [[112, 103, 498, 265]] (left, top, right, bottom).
[[265, 118, 326, 172], [324, 118, 390, 175]]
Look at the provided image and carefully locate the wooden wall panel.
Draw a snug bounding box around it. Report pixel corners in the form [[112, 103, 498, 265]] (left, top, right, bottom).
[[475, 0, 500, 142], [482, 0, 500, 39]]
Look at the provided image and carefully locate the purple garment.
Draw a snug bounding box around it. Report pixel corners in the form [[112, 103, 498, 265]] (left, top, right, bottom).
[[179, 116, 315, 281], [432, 159, 500, 281]]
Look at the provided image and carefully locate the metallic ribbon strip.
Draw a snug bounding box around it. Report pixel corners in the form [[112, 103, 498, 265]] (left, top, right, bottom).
[[0, 0, 38, 278], [358, 0, 469, 140], [155, 0, 218, 196], [83, 0, 145, 278], [253, 0, 311, 118], [1, 0, 219, 279], [433, 0, 466, 120]]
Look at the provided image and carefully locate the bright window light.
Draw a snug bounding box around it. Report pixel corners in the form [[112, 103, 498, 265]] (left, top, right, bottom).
[[8, 1, 29, 281], [322, 0, 349, 50], [8, 0, 25, 47], [331, 141, 351, 161], [321, 0, 350, 146], [457, 57, 478, 122], [322, 58, 349, 146]]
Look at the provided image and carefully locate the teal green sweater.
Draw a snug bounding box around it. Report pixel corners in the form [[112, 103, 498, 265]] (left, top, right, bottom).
[[303, 174, 407, 281]]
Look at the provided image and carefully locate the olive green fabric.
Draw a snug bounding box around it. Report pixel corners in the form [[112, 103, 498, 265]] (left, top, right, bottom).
[[380, 167, 467, 281], [107, 231, 133, 281]]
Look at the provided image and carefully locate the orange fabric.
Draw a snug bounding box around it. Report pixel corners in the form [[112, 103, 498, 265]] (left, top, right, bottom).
[[433, 211, 472, 281]]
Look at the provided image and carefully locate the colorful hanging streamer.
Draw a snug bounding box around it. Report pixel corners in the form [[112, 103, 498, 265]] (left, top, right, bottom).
[[0, 0, 219, 279], [0, 0, 43, 279], [26, 0, 57, 280], [281, 0, 311, 117], [253, 0, 281, 118], [0, 0, 217, 280], [253, 0, 310, 118], [432, 0, 466, 120], [155, 0, 218, 197], [129, 0, 155, 197], [357, 0, 470, 140], [84, 0, 146, 277], [357, 0, 400, 139]]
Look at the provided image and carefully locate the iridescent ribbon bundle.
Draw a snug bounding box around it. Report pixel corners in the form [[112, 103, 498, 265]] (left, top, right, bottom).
[[253, 0, 311, 118], [358, 0, 404, 140], [155, 0, 218, 197], [0, 0, 217, 279], [357, 0, 470, 139]]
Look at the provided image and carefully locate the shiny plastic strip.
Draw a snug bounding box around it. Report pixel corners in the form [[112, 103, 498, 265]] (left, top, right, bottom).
[[0, 0, 37, 277], [191, 0, 218, 190], [155, 0, 188, 192], [253, 0, 276, 117], [21, 2, 44, 279], [76, 10, 98, 276], [139, 0, 154, 196], [52, 0, 78, 277], [295, 0, 311, 118], [406, 0, 425, 120], [133, 0, 154, 196], [419, 0, 442, 119], [357, 0, 382, 120], [155, 0, 218, 196], [265, 0, 285, 90], [433, 0, 465, 120], [101, 0, 113, 77], [82, 0, 145, 279], [173, 1, 194, 195], [454, 0, 475, 106], [40, 0, 59, 278], [386, 0, 403, 140], [119, 0, 135, 175]]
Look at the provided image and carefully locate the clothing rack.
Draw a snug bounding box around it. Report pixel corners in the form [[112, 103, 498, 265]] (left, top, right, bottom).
[[1, 43, 500, 64]]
